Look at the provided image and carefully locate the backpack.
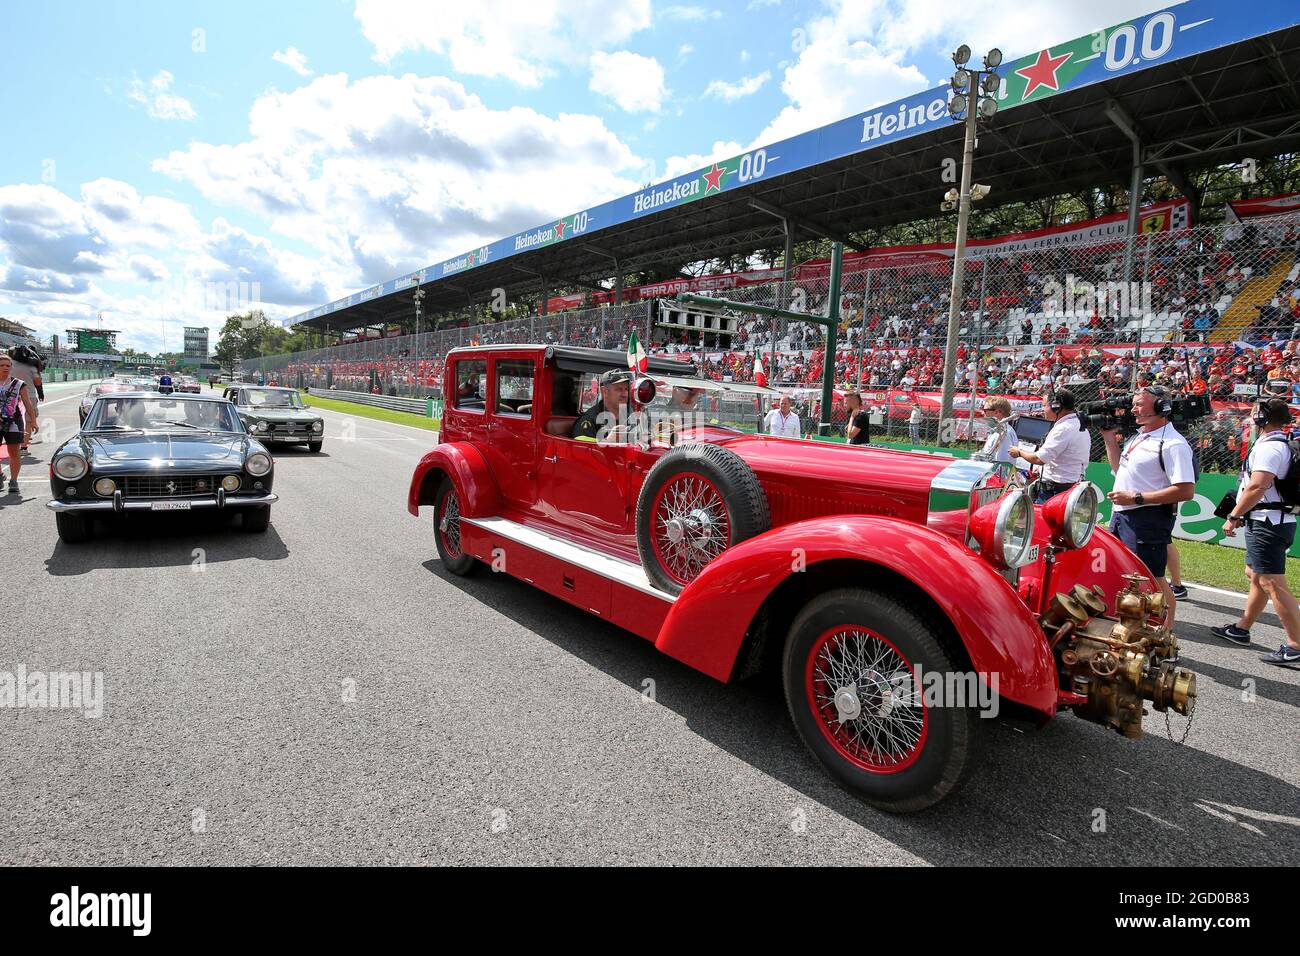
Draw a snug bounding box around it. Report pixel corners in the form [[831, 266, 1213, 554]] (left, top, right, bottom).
[[1247, 432, 1300, 513]]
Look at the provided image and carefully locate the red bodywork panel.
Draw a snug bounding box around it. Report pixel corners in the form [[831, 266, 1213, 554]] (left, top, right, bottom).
[[407, 442, 501, 518], [657, 516, 1060, 716]]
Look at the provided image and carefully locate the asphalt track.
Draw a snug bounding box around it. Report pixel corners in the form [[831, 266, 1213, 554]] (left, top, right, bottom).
[[1, 381, 1297, 865]]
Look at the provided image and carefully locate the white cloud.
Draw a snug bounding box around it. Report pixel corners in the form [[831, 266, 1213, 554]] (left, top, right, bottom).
[[677, 43, 694, 61], [739, 49, 750, 62], [858, 0, 1174, 63], [272, 46, 314, 77], [153, 72, 647, 289], [704, 71, 771, 102], [126, 70, 196, 121], [0, 179, 335, 352], [661, 140, 742, 182], [353, 0, 652, 87], [661, 5, 719, 20], [589, 51, 667, 113]]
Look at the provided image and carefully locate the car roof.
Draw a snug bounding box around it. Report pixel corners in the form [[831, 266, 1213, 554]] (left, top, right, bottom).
[[446, 343, 699, 378], [91, 391, 229, 402]]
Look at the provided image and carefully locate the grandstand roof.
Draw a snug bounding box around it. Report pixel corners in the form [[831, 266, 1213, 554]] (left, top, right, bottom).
[[290, 0, 1300, 336]]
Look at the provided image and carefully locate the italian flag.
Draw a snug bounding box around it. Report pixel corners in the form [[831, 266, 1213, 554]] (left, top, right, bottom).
[[627, 331, 647, 372], [754, 356, 768, 387]]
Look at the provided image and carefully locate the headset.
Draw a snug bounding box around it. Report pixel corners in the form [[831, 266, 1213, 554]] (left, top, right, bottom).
[[1254, 397, 1291, 427], [1047, 388, 1076, 413], [1143, 385, 1173, 418]]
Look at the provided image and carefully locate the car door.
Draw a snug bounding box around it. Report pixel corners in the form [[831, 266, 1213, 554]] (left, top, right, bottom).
[[536, 368, 635, 547], [481, 353, 540, 512]]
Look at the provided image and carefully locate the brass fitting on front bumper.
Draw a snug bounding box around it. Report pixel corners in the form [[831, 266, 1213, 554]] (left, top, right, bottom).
[[1043, 575, 1196, 739]]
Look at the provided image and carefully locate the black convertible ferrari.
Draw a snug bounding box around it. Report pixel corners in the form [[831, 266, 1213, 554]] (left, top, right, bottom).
[[46, 392, 278, 543]]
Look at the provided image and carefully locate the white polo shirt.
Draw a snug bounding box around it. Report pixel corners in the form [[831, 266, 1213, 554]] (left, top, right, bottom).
[[1112, 423, 1195, 512], [764, 409, 800, 438], [1241, 432, 1294, 525], [1035, 412, 1092, 483]]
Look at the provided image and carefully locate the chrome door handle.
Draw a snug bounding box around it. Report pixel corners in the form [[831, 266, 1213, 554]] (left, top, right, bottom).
[[543, 454, 558, 463]]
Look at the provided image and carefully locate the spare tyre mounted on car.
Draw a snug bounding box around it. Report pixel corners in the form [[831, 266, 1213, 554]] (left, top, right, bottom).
[[636, 443, 769, 595]]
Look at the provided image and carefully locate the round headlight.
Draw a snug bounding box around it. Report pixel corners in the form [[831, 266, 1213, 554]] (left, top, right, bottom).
[[245, 452, 272, 477], [312, 420, 323, 433], [54, 454, 89, 481], [93, 478, 116, 497], [1041, 482, 1100, 550], [250, 420, 268, 432], [221, 475, 241, 492], [996, 490, 1035, 567]]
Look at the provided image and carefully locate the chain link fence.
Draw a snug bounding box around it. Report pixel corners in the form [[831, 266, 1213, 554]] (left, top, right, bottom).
[[246, 212, 1300, 474]]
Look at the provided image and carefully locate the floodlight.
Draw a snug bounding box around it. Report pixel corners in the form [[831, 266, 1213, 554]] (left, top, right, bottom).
[[944, 188, 960, 203], [970, 183, 992, 201], [951, 69, 970, 91], [979, 96, 998, 119], [984, 48, 1003, 68], [949, 93, 968, 116], [953, 44, 971, 66], [982, 72, 1000, 94]]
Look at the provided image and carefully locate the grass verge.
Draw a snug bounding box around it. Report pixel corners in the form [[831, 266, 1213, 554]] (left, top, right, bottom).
[[1174, 537, 1299, 593], [301, 392, 440, 431]]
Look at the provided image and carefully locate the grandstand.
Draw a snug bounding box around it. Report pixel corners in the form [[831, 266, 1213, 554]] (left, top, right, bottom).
[[248, 0, 1300, 472]]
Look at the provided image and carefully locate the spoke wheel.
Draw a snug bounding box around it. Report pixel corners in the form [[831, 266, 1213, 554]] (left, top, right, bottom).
[[434, 479, 478, 576], [635, 443, 769, 596], [650, 474, 732, 587], [806, 626, 927, 773], [783, 588, 981, 813]]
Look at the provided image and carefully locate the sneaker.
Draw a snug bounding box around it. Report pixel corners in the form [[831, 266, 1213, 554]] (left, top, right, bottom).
[[1261, 644, 1300, 667], [1211, 624, 1252, 646], [1169, 583, 1189, 599], [6, 479, 17, 495]]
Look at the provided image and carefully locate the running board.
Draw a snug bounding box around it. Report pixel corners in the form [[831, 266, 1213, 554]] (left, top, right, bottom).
[[461, 516, 676, 603]]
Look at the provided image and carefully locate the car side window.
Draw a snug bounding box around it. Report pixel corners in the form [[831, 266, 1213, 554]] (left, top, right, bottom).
[[494, 360, 534, 416], [452, 359, 488, 410]]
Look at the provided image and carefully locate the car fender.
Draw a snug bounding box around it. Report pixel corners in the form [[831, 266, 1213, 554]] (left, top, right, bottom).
[[407, 442, 502, 518], [654, 515, 1058, 716]]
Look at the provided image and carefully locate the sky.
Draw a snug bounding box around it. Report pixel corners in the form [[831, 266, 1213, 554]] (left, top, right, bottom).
[[0, 0, 1172, 354]]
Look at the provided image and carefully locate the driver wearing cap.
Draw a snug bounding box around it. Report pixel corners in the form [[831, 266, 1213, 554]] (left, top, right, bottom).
[[572, 368, 633, 442]]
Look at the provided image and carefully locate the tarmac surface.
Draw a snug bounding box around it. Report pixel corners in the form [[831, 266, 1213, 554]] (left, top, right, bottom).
[[1, 380, 1296, 865]]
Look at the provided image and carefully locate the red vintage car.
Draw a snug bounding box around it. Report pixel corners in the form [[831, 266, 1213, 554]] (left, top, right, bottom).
[[408, 345, 1196, 812]]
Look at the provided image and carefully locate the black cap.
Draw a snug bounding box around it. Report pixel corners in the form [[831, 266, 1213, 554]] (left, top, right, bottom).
[[599, 368, 634, 386]]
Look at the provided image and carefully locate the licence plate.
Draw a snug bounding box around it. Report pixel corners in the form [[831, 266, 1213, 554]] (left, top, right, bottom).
[[151, 500, 192, 511], [1025, 544, 1039, 563]]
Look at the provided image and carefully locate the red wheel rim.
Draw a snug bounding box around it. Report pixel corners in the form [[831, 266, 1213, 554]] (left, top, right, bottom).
[[438, 488, 463, 559], [650, 472, 731, 586], [804, 625, 928, 773]]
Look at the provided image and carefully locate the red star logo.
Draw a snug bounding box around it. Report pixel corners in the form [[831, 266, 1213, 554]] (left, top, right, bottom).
[[554, 219, 567, 240], [702, 163, 727, 193], [1015, 47, 1072, 98]]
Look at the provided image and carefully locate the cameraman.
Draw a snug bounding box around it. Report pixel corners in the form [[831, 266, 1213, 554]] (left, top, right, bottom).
[[1212, 398, 1300, 665], [1101, 387, 1196, 615], [1010, 388, 1091, 504]]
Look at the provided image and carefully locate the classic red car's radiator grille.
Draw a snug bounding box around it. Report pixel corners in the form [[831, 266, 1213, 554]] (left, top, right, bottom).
[[122, 475, 222, 498], [763, 488, 902, 526]]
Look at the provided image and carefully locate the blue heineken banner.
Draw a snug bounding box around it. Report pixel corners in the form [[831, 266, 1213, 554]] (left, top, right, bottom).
[[287, 0, 1300, 328]]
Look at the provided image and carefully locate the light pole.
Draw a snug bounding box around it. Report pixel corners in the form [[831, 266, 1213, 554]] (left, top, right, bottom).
[[937, 44, 1001, 446], [413, 287, 425, 349]]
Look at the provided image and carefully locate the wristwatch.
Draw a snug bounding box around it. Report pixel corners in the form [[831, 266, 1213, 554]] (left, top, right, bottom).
[[1134, 492, 1145, 506]]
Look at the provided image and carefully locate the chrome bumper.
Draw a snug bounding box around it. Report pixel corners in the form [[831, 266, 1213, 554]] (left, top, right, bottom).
[[46, 492, 277, 513]]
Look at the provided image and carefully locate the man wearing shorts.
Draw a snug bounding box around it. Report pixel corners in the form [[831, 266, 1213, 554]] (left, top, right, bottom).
[[1100, 387, 1196, 623], [1212, 398, 1300, 666]]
